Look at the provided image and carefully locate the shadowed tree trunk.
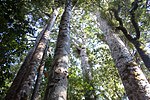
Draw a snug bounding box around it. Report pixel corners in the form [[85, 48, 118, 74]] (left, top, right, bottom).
[[44, 0, 72, 100], [30, 44, 48, 100], [96, 13, 150, 100], [132, 40, 150, 71], [31, 63, 44, 100], [5, 8, 59, 100]]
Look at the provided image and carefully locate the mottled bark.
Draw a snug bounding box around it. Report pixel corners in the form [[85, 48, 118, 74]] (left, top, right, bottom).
[[31, 45, 48, 100], [73, 35, 96, 100], [96, 13, 150, 100], [112, 5, 150, 71], [80, 45, 95, 100], [44, 0, 71, 100], [116, 24, 150, 71], [5, 9, 59, 100], [31, 63, 44, 100], [5, 49, 34, 100]]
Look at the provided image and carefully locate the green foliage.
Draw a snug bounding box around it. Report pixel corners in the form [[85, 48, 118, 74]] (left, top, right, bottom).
[[0, 0, 54, 97], [1, 0, 149, 99], [0, 0, 34, 97], [68, 66, 85, 100], [68, 44, 125, 100], [68, 8, 125, 99]]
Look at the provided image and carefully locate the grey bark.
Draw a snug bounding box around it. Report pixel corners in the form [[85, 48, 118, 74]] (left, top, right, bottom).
[[30, 44, 48, 100], [96, 13, 150, 100], [44, 0, 72, 100], [5, 9, 59, 100], [73, 35, 96, 100], [112, 7, 150, 71], [80, 44, 96, 100], [30, 62, 44, 100]]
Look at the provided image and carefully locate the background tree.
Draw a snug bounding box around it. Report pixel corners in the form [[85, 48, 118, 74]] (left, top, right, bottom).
[[1, 0, 150, 99], [0, 1, 34, 97], [67, 7, 125, 100], [5, 8, 59, 100], [0, 0, 56, 98], [72, 34, 96, 100]]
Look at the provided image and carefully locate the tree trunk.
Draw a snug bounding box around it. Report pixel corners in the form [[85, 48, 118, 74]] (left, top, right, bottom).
[[44, 0, 72, 100], [5, 9, 59, 100], [31, 45, 48, 100], [96, 13, 150, 100], [112, 5, 150, 71], [131, 40, 150, 71], [5, 48, 34, 100], [77, 35, 96, 100], [30, 63, 44, 100]]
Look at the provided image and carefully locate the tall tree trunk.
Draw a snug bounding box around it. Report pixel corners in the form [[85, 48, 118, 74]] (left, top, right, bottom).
[[73, 34, 96, 100], [31, 44, 48, 100], [96, 13, 150, 100], [31, 63, 44, 100], [80, 42, 96, 100], [5, 9, 59, 100], [112, 6, 150, 71], [44, 0, 72, 100]]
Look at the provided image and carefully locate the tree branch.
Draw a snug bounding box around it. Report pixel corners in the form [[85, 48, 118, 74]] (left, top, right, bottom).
[[129, 0, 141, 40], [111, 8, 134, 41], [71, 37, 82, 47], [116, 26, 133, 41], [112, 6, 123, 27], [71, 37, 82, 55]]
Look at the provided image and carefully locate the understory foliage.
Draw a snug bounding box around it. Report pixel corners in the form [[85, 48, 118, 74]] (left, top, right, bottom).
[[0, 0, 150, 99]]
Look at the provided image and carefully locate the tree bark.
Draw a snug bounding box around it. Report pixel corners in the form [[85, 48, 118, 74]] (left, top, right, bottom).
[[116, 22, 150, 72], [31, 45, 48, 100], [44, 0, 72, 100], [5, 9, 59, 100], [96, 13, 150, 100], [30, 63, 44, 100], [112, 7, 150, 71], [132, 40, 150, 71], [80, 45, 96, 100], [74, 35, 96, 100]]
